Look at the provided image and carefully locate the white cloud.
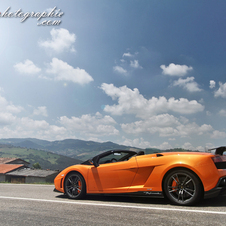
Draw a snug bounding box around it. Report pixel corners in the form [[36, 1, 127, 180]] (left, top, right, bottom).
[[211, 130, 226, 139], [14, 60, 41, 75], [0, 95, 23, 115], [121, 114, 212, 138], [152, 142, 173, 150], [173, 77, 202, 92], [219, 109, 226, 117], [181, 142, 204, 151], [46, 58, 94, 84], [121, 114, 181, 135], [39, 28, 76, 53], [121, 137, 151, 149], [12, 117, 67, 140], [100, 83, 204, 117], [160, 63, 193, 76], [209, 80, 216, 89], [113, 66, 127, 75], [33, 106, 48, 117], [214, 82, 226, 98], [122, 52, 133, 57], [182, 142, 194, 150], [0, 112, 16, 126], [130, 60, 142, 69], [59, 112, 119, 137]]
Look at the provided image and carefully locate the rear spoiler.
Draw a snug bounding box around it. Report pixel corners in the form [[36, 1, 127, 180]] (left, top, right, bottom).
[[208, 146, 226, 155]]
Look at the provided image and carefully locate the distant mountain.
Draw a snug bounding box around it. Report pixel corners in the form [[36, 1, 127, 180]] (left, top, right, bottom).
[[0, 144, 81, 171], [0, 138, 195, 164], [0, 138, 197, 171], [0, 138, 142, 161]]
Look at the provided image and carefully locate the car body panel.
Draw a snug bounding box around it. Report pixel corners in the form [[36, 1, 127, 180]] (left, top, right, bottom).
[[87, 157, 138, 193]]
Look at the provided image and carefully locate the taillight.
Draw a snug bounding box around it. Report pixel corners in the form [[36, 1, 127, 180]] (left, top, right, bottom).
[[212, 156, 223, 163], [212, 155, 226, 169]]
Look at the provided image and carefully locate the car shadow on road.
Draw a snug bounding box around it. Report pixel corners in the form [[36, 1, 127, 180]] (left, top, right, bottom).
[[197, 195, 226, 207], [55, 193, 226, 207], [56, 193, 169, 205]]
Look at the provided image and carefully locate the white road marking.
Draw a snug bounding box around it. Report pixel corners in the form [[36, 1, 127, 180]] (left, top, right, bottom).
[[0, 195, 226, 215]]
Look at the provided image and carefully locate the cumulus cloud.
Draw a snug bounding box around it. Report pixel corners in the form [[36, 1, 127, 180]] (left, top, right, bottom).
[[100, 83, 204, 118], [209, 80, 216, 89], [59, 112, 119, 137], [160, 63, 193, 76], [122, 52, 133, 57], [10, 117, 67, 140], [121, 114, 180, 135], [121, 137, 151, 149], [219, 109, 226, 117], [0, 93, 23, 126], [214, 82, 226, 98], [182, 142, 195, 150], [113, 66, 127, 75], [121, 114, 212, 138], [39, 28, 76, 53], [173, 77, 202, 92], [152, 142, 173, 150], [33, 106, 48, 117], [130, 60, 142, 69], [46, 58, 94, 84], [211, 130, 226, 139], [0, 95, 23, 115], [0, 112, 16, 126], [14, 60, 41, 75]]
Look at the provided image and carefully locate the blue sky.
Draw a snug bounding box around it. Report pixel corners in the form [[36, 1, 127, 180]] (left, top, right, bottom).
[[0, 0, 226, 151]]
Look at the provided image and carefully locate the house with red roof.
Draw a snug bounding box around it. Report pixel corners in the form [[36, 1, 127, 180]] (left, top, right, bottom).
[[0, 164, 25, 182], [0, 157, 58, 183], [0, 157, 29, 182]]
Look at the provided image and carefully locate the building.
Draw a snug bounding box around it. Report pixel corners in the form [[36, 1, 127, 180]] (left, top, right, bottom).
[[6, 168, 59, 183], [0, 157, 30, 167], [0, 164, 24, 182], [0, 157, 58, 183]]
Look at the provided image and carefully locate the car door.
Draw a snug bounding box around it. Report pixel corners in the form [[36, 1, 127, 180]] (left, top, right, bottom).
[[87, 152, 138, 193]]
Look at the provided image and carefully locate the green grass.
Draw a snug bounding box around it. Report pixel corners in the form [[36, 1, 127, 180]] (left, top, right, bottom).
[[0, 146, 80, 170]]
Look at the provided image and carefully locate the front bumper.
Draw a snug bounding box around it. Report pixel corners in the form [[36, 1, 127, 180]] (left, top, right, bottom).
[[204, 176, 226, 199], [53, 188, 63, 193]]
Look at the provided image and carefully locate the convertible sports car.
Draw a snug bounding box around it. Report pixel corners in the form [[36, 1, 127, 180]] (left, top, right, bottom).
[[54, 147, 226, 205]]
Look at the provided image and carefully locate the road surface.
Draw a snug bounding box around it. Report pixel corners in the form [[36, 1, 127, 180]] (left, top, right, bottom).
[[0, 183, 226, 225]]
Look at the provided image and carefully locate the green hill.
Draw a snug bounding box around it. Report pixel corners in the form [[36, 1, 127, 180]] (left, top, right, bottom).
[[0, 138, 142, 161], [0, 144, 81, 170], [0, 138, 196, 170]]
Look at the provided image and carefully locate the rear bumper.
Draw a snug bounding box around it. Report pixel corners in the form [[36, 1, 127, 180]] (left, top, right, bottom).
[[204, 176, 226, 199]]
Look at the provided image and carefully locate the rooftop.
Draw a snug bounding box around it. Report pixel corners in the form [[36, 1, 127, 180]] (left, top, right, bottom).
[[0, 158, 18, 164], [0, 157, 30, 165], [0, 164, 24, 174], [6, 168, 58, 177]]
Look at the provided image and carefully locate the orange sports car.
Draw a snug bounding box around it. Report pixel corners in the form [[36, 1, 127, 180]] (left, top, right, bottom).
[[54, 147, 226, 205]]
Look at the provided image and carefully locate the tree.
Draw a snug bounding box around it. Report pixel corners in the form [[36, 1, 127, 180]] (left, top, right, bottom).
[[33, 162, 41, 169]]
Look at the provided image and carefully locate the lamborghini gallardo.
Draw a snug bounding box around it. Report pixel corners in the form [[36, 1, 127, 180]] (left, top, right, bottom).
[[54, 147, 226, 205]]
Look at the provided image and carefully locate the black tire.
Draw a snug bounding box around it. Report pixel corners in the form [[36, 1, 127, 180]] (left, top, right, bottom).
[[163, 169, 203, 206], [64, 172, 86, 199]]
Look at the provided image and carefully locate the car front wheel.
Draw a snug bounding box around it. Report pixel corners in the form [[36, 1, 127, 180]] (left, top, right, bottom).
[[163, 169, 203, 205], [64, 172, 86, 199]]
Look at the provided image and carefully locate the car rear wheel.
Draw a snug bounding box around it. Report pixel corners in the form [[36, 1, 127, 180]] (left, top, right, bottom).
[[163, 169, 203, 205], [64, 172, 86, 199]]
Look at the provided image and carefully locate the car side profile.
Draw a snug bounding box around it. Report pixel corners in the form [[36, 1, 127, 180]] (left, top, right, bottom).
[[54, 147, 226, 205]]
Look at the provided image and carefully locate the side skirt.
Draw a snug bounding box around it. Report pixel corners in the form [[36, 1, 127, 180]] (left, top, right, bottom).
[[88, 191, 164, 198]]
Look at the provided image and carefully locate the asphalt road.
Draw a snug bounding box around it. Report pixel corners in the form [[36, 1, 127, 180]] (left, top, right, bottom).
[[0, 184, 226, 226]]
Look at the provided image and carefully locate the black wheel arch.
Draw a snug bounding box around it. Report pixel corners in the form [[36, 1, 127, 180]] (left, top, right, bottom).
[[64, 170, 87, 193]]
